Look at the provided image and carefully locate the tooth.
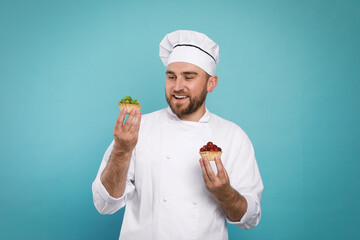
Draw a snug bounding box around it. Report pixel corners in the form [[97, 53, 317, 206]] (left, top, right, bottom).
[[175, 95, 186, 99]]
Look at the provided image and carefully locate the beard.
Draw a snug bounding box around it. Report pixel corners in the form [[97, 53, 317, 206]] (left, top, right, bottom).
[[165, 84, 208, 117]]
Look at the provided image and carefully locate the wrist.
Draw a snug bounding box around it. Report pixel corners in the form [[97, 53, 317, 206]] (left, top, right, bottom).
[[109, 145, 133, 165], [112, 142, 133, 157], [217, 187, 248, 222], [216, 185, 236, 203]]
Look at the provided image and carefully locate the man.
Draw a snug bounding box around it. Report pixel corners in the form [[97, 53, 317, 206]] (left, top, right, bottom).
[[92, 30, 263, 239]]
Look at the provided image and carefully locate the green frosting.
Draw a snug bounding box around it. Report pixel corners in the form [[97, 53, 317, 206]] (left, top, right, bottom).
[[119, 96, 140, 105]]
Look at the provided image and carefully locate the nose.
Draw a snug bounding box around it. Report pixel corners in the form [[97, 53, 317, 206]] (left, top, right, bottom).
[[174, 78, 185, 91]]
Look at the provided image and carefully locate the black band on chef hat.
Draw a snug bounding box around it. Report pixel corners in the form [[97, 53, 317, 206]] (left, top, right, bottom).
[[173, 44, 216, 63]]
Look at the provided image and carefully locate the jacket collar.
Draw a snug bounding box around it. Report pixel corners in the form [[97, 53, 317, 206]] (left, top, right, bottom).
[[166, 107, 211, 123]]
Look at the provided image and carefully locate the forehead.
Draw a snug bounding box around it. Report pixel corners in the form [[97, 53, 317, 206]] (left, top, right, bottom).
[[167, 62, 206, 75]]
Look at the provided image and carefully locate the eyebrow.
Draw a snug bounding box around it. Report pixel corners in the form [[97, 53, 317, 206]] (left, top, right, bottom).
[[165, 71, 198, 76], [183, 72, 198, 76]]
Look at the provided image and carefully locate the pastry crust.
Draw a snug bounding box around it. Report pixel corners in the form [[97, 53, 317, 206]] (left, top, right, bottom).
[[199, 151, 222, 161], [118, 103, 142, 114]]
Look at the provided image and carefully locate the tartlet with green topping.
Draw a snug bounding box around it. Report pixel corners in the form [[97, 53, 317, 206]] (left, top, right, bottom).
[[118, 96, 142, 113]]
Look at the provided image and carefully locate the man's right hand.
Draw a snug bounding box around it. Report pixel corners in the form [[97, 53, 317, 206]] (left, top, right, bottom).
[[100, 108, 141, 198], [113, 108, 142, 155]]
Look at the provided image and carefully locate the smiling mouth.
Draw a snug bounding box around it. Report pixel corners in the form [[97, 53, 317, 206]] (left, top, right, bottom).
[[174, 95, 188, 99]]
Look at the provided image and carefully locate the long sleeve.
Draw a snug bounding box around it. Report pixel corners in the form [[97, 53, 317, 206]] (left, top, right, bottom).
[[226, 132, 264, 230], [92, 140, 136, 215]]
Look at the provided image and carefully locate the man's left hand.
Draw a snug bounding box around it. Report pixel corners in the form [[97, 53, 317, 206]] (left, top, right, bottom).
[[199, 157, 232, 200], [199, 157, 248, 222]]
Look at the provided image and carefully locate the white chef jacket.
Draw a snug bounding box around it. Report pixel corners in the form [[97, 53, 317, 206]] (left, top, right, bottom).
[[92, 107, 263, 240]]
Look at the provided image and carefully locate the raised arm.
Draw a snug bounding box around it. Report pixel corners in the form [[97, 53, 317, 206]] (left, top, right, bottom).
[[101, 109, 141, 198]]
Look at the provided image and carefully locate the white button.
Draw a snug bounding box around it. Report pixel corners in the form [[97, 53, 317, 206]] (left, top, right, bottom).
[[166, 156, 170, 159], [192, 201, 197, 205], [163, 198, 167, 202]]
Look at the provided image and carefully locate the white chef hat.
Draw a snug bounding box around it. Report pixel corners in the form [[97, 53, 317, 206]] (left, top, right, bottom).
[[159, 30, 219, 76]]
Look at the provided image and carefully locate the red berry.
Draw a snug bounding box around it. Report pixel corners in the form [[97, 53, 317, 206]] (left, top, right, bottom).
[[200, 142, 222, 152]]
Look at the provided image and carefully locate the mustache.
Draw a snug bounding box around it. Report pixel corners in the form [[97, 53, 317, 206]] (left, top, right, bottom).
[[172, 90, 189, 95]]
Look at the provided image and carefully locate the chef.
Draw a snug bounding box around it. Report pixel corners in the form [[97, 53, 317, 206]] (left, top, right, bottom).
[[92, 30, 264, 240]]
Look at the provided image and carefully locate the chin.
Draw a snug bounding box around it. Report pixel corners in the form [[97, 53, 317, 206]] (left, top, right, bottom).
[[171, 105, 187, 116]]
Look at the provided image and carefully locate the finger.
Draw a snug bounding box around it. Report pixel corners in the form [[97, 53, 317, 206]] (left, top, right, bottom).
[[199, 158, 211, 184], [129, 110, 142, 133], [123, 109, 136, 129], [214, 157, 226, 179], [224, 168, 229, 180], [203, 158, 216, 181], [114, 109, 127, 130]]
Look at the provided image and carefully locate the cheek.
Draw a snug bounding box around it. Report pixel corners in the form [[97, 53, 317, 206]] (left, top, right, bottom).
[[191, 83, 205, 95], [165, 81, 172, 93], [165, 78, 176, 86]]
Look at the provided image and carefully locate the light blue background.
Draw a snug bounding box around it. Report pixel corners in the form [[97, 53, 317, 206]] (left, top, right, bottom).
[[1, 0, 359, 239]]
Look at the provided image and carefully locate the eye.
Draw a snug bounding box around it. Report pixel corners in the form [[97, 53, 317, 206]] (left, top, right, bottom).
[[167, 75, 176, 80], [184, 74, 196, 80]]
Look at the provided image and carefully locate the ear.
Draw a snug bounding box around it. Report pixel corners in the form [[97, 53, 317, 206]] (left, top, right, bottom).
[[207, 75, 218, 93]]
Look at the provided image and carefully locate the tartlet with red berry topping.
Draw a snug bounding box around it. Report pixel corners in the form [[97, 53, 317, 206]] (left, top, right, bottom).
[[199, 142, 222, 161], [118, 96, 142, 114]]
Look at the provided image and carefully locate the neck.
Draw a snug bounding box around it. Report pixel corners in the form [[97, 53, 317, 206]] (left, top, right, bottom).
[[177, 104, 206, 122]]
